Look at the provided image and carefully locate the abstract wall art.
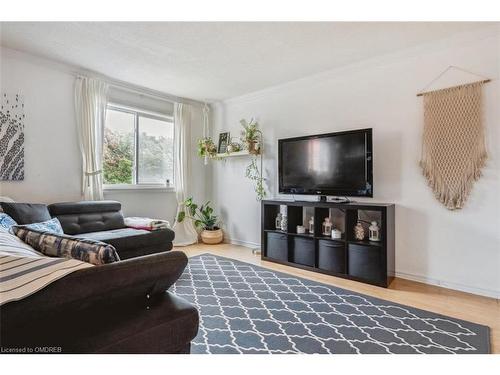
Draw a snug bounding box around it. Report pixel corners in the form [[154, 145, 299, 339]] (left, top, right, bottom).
[[0, 93, 25, 181]]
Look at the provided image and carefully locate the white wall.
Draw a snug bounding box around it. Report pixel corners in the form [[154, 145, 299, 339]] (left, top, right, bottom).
[[212, 27, 500, 298], [0, 47, 209, 223]]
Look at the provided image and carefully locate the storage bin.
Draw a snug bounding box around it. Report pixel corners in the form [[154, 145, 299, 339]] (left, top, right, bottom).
[[348, 243, 382, 282], [266, 232, 288, 262], [291, 237, 315, 267], [318, 240, 345, 273]]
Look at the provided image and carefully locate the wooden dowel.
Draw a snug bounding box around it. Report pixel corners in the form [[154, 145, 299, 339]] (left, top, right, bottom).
[[416, 79, 491, 97]]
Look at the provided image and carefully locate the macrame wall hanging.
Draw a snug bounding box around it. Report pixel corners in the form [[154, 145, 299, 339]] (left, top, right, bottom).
[[417, 66, 490, 210]]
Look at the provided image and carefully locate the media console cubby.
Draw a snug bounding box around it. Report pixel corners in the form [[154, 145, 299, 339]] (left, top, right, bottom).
[[261, 199, 395, 287]]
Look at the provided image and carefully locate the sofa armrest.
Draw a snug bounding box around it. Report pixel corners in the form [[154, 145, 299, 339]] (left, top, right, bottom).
[[0, 250, 188, 326]]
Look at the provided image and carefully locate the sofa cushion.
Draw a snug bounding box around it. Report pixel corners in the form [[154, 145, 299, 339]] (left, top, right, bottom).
[[11, 227, 120, 265], [75, 292, 199, 353], [48, 201, 125, 235], [0, 203, 51, 225], [74, 227, 174, 256]]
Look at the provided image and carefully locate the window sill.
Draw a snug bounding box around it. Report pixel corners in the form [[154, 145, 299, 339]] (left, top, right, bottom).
[[103, 185, 175, 193]]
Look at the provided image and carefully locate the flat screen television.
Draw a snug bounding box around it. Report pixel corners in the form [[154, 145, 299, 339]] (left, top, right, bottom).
[[278, 128, 373, 197]]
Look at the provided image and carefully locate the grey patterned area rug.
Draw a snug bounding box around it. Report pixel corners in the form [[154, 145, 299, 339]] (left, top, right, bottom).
[[171, 254, 490, 354]]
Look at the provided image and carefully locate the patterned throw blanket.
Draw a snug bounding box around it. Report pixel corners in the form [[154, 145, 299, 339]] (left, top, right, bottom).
[[0, 231, 93, 305]]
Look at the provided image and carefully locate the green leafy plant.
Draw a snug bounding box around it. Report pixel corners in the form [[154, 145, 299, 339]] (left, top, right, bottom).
[[177, 197, 220, 230], [103, 128, 134, 184], [197, 137, 217, 158], [240, 118, 260, 143], [245, 157, 266, 200]]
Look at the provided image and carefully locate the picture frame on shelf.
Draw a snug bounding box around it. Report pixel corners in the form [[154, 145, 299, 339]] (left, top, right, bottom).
[[217, 132, 230, 153]]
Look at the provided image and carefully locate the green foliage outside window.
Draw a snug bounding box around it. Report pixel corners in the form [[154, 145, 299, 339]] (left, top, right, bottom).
[[103, 128, 134, 184]]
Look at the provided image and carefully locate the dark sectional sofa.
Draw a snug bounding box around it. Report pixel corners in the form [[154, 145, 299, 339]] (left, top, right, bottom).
[[1, 200, 176, 259], [48, 200, 175, 259], [0, 200, 199, 354]]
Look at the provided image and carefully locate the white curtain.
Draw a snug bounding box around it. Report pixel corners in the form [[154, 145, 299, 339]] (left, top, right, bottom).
[[74, 76, 108, 200], [172, 103, 198, 246]]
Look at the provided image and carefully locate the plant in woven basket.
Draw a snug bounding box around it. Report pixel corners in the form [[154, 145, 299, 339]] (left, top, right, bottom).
[[177, 197, 223, 244]]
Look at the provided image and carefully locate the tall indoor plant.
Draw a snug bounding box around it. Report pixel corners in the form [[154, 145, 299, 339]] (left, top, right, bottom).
[[177, 197, 223, 244]]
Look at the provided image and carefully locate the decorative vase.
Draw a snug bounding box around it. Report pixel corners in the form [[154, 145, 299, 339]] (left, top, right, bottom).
[[354, 222, 365, 241], [369, 221, 381, 242], [308, 217, 314, 234], [280, 215, 288, 232], [275, 213, 282, 229], [200, 229, 224, 244]]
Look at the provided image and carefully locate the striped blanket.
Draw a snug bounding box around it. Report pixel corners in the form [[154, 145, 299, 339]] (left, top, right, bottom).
[[0, 231, 93, 305]]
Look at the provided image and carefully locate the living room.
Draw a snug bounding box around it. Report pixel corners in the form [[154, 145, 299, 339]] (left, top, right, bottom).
[[1, 0, 499, 372]]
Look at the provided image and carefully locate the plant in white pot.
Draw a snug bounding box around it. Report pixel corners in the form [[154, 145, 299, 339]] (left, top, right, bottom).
[[177, 197, 223, 244]]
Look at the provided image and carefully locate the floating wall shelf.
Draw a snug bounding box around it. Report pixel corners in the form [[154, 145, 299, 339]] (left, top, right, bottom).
[[215, 150, 260, 158]]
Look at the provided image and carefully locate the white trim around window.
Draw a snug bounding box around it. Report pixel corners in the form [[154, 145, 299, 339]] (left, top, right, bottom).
[[103, 184, 176, 192]]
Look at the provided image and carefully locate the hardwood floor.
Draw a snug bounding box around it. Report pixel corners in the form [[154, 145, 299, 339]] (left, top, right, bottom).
[[178, 243, 500, 353]]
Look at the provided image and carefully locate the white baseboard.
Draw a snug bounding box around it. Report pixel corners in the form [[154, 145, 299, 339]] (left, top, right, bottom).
[[394, 271, 499, 300], [224, 237, 260, 249], [224, 237, 499, 300]]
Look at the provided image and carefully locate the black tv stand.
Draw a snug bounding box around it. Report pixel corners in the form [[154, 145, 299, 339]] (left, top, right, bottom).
[[261, 199, 395, 287]]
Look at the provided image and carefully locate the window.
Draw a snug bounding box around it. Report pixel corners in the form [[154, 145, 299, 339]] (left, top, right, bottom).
[[103, 104, 174, 188]]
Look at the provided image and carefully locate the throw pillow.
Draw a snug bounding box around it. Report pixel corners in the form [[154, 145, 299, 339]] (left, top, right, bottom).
[[0, 202, 51, 224], [0, 213, 17, 232], [19, 217, 64, 235], [11, 227, 120, 265]]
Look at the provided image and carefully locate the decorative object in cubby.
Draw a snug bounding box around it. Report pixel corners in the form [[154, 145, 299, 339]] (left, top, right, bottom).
[[369, 221, 381, 242], [322, 217, 333, 236], [331, 228, 342, 240], [280, 215, 287, 232], [354, 221, 365, 240], [275, 212, 282, 229], [296, 225, 306, 234], [308, 216, 314, 234]]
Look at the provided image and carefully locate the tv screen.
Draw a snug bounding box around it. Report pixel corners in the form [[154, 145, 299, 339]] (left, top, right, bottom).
[[278, 129, 372, 197]]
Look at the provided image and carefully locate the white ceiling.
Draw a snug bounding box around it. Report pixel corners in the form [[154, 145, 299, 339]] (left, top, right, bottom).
[[0, 22, 492, 101]]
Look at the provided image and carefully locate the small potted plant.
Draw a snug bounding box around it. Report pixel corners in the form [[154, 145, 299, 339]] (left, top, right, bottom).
[[197, 137, 217, 160], [226, 137, 242, 153], [240, 118, 261, 155], [177, 197, 223, 244]]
